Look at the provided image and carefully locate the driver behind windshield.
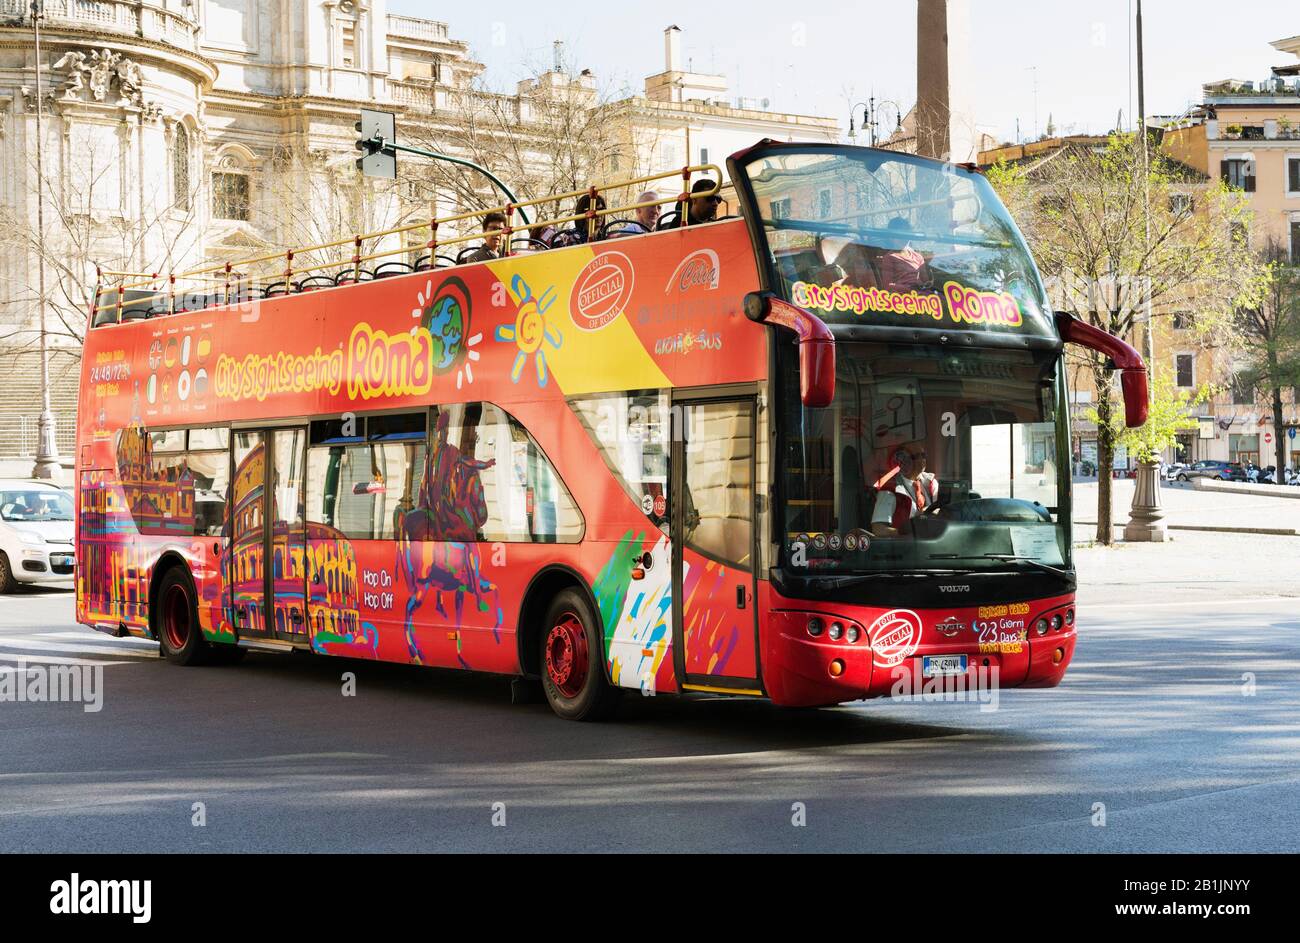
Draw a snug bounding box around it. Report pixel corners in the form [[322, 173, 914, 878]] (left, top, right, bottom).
[[870, 444, 938, 538]]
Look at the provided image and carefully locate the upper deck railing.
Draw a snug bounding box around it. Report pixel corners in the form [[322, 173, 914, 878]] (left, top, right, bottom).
[[90, 164, 726, 328]]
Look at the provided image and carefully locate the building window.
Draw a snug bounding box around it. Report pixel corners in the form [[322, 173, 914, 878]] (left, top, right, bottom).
[[1288, 157, 1300, 195], [172, 125, 190, 212], [817, 188, 832, 219], [341, 21, 357, 68], [700, 147, 709, 165], [1292, 219, 1300, 265], [1229, 433, 1259, 465], [1171, 312, 1194, 331], [771, 197, 791, 220], [1221, 158, 1256, 192], [1169, 192, 1192, 216], [1174, 353, 1194, 388], [211, 172, 250, 221]]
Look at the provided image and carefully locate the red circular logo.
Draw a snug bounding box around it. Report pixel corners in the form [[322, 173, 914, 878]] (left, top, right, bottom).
[[571, 252, 634, 331], [653, 494, 667, 517], [868, 609, 923, 668]]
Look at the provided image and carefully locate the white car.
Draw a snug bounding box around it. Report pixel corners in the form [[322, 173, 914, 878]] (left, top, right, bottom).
[[0, 479, 75, 592]]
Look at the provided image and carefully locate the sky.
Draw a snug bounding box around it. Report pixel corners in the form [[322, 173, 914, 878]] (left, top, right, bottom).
[[387, 0, 1299, 143]]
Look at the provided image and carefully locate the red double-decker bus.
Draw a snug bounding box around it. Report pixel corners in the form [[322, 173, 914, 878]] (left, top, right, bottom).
[[76, 141, 1147, 719]]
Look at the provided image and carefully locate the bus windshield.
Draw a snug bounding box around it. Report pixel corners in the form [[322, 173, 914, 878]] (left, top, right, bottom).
[[780, 342, 1069, 574], [738, 146, 1054, 337]]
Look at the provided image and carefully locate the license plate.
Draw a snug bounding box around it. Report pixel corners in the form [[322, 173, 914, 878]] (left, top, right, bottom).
[[51, 555, 74, 566], [922, 654, 967, 677]]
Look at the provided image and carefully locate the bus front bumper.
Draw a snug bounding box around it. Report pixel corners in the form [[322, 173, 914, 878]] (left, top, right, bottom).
[[761, 590, 1078, 707]]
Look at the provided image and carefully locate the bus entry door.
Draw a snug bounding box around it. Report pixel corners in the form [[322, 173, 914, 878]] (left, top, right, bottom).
[[670, 396, 761, 693], [226, 428, 308, 642]]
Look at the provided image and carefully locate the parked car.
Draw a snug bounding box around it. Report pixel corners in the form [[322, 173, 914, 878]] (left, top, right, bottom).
[[1163, 462, 1189, 481], [0, 480, 75, 592], [1174, 460, 1248, 482]]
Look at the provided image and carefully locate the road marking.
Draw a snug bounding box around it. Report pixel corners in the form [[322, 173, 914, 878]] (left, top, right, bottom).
[[0, 654, 134, 667], [0, 638, 157, 659]]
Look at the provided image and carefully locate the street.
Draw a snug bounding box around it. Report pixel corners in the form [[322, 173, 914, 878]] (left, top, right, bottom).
[[2, 525, 1297, 853]]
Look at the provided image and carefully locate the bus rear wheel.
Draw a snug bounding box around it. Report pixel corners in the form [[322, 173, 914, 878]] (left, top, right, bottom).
[[540, 589, 619, 721], [155, 567, 210, 666]]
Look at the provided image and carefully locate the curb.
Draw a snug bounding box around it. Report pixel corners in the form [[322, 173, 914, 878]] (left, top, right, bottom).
[[1190, 478, 1300, 498], [1077, 521, 1298, 536]]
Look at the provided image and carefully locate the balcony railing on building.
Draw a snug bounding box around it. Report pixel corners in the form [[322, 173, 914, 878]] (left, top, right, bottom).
[[386, 14, 449, 43], [0, 0, 199, 51]]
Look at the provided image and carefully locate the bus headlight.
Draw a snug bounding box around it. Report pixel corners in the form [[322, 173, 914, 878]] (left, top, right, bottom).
[[1035, 618, 1049, 636], [1064, 609, 1075, 626], [846, 626, 860, 643], [807, 617, 824, 638], [1051, 614, 1063, 631], [828, 622, 844, 641]]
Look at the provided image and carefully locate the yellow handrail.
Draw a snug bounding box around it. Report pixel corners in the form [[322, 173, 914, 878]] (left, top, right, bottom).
[[91, 163, 726, 321]]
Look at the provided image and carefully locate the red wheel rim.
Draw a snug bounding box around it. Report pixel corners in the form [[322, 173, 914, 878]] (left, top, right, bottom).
[[545, 612, 588, 699], [162, 583, 191, 651]]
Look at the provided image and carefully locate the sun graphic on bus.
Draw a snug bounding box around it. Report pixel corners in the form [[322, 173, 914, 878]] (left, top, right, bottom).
[[415, 275, 480, 387], [495, 274, 561, 387]]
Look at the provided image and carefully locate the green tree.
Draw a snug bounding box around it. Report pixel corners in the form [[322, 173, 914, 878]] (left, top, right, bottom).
[[1234, 240, 1300, 476], [988, 133, 1263, 543], [1087, 374, 1213, 464]]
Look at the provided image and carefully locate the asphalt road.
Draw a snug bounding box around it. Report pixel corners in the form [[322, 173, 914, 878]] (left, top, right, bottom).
[[1, 577, 1297, 853]]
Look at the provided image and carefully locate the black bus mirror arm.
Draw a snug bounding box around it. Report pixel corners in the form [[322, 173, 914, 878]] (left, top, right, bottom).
[[744, 291, 836, 408], [1054, 312, 1148, 428]]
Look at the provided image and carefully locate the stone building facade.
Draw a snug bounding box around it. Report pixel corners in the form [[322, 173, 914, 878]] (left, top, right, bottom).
[[0, 6, 838, 473]]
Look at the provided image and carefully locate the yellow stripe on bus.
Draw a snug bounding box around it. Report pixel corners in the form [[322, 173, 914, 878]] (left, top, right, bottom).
[[680, 683, 764, 697]]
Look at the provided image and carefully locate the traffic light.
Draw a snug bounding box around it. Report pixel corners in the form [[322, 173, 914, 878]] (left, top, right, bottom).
[[355, 108, 396, 180]]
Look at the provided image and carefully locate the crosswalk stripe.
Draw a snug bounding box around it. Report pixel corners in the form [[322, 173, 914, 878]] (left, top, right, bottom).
[[0, 638, 157, 659]]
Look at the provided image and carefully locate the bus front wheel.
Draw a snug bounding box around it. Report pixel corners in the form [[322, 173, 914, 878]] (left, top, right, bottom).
[[155, 567, 210, 666], [540, 589, 619, 721]]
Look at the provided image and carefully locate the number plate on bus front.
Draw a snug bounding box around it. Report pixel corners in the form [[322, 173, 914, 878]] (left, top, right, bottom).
[[922, 654, 967, 677]]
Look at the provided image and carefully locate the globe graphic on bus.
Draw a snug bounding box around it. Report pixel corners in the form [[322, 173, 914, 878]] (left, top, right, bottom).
[[422, 279, 471, 372]]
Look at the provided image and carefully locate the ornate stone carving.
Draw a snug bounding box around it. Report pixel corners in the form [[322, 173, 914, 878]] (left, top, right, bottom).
[[53, 48, 150, 109]]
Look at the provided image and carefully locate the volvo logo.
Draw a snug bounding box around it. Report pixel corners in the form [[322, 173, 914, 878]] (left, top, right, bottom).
[[938, 585, 970, 593]]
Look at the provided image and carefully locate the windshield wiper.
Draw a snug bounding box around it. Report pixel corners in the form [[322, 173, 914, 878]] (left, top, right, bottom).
[[929, 553, 1069, 578]]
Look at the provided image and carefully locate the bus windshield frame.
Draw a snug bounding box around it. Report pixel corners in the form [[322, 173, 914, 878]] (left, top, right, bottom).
[[728, 141, 1056, 339]]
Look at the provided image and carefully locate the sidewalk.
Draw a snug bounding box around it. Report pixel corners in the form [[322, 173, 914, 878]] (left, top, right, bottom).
[[1073, 478, 1300, 534], [1074, 527, 1299, 606]]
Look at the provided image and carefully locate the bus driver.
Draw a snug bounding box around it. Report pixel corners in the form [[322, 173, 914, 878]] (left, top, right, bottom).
[[870, 445, 939, 538]]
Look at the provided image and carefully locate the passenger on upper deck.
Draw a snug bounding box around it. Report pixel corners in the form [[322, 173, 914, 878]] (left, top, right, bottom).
[[463, 212, 507, 263], [574, 193, 607, 242], [621, 191, 662, 234], [672, 178, 723, 227]]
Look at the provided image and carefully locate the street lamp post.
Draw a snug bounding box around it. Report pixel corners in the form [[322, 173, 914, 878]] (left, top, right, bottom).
[[30, 0, 60, 481], [1125, 0, 1166, 542], [848, 97, 903, 147]]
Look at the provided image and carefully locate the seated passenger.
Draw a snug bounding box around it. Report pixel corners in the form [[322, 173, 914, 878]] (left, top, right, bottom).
[[672, 178, 722, 227], [875, 216, 929, 290], [574, 193, 607, 243], [870, 445, 938, 537], [462, 212, 507, 263], [621, 191, 662, 234]]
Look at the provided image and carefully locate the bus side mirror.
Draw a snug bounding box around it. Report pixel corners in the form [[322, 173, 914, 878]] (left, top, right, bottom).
[[1055, 313, 1148, 428], [744, 291, 836, 408]]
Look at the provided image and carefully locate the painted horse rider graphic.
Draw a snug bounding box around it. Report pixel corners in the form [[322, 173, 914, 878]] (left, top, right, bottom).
[[398, 406, 503, 665]]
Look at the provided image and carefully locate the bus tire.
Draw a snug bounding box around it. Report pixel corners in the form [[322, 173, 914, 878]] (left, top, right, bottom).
[[540, 588, 620, 721], [0, 552, 18, 594], [154, 566, 211, 666]]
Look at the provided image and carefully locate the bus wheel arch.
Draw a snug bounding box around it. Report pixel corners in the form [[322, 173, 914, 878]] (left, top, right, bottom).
[[150, 555, 211, 665], [517, 565, 605, 679], [518, 566, 620, 721]]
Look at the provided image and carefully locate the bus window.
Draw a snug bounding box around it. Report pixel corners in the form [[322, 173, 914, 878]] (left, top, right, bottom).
[[440, 402, 583, 543], [569, 391, 670, 534]]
